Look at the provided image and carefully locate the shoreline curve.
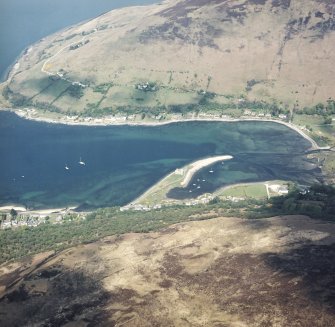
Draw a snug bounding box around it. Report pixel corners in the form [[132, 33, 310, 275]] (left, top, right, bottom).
[[0, 107, 322, 150]]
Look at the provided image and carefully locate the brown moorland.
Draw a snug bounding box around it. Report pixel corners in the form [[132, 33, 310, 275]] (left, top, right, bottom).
[[1, 215, 335, 326]]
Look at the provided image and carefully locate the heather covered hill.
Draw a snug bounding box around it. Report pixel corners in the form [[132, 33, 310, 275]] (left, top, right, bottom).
[[2, 0, 335, 115], [1, 214, 335, 326]]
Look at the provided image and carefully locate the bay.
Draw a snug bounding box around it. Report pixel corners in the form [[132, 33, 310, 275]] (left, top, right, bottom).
[[0, 112, 321, 209], [0, 1, 322, 209]]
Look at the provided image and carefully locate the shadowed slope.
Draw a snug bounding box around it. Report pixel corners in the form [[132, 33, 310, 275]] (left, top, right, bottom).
[[1, 215, 335, 326]]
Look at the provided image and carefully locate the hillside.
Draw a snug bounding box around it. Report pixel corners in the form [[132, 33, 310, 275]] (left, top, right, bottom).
[[1, 0, 335, 117], [1, 215, 335, 326]]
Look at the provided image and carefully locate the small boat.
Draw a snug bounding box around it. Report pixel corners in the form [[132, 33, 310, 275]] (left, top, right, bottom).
[[21, 175, 25, 178], [65, 165, 69, 170], [197, 186, 201, 189], [189, 190, 192, 193], [79, 157, 86, 165], [193, 183, 196, 186], [202, 179, 206, 182], [209, 170, 214, 173]]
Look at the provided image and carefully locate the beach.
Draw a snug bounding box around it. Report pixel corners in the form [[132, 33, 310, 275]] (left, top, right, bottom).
[[0, 206, 27, 212], [0, 205, 77, 215]]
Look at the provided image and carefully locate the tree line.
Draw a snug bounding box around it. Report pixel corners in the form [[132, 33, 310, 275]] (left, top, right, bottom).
[[0, 184, 334, 264]]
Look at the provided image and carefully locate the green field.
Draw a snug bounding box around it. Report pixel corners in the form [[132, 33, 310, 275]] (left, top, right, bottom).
[[218, 183, 268, 199]]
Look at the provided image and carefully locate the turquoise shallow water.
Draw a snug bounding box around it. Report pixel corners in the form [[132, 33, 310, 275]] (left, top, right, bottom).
[[0, 112, 322, 209]]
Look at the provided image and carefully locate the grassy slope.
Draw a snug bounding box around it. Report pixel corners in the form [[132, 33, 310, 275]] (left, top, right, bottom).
[[2, 0, 335, 116]]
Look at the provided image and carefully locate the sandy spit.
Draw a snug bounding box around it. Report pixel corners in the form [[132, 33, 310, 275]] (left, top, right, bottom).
[[181, 155, 233, 187]]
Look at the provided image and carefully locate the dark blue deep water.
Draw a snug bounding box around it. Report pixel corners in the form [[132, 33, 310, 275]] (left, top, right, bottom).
[[0, 112, 322, 209]]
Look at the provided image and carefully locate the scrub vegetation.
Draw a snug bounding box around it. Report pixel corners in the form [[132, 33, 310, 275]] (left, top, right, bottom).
[[0, 184, 334, 264]]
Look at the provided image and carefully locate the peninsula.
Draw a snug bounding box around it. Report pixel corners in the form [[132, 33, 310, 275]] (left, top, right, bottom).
[[1, 0, 335, 119]]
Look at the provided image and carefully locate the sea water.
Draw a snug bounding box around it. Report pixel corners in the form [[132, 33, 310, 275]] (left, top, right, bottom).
[[0, 112, 321, 209]]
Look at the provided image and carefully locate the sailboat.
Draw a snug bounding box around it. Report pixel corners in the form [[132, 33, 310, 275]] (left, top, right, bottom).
[[65, 165, 69, 170], [79, 157, 86, 165]]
